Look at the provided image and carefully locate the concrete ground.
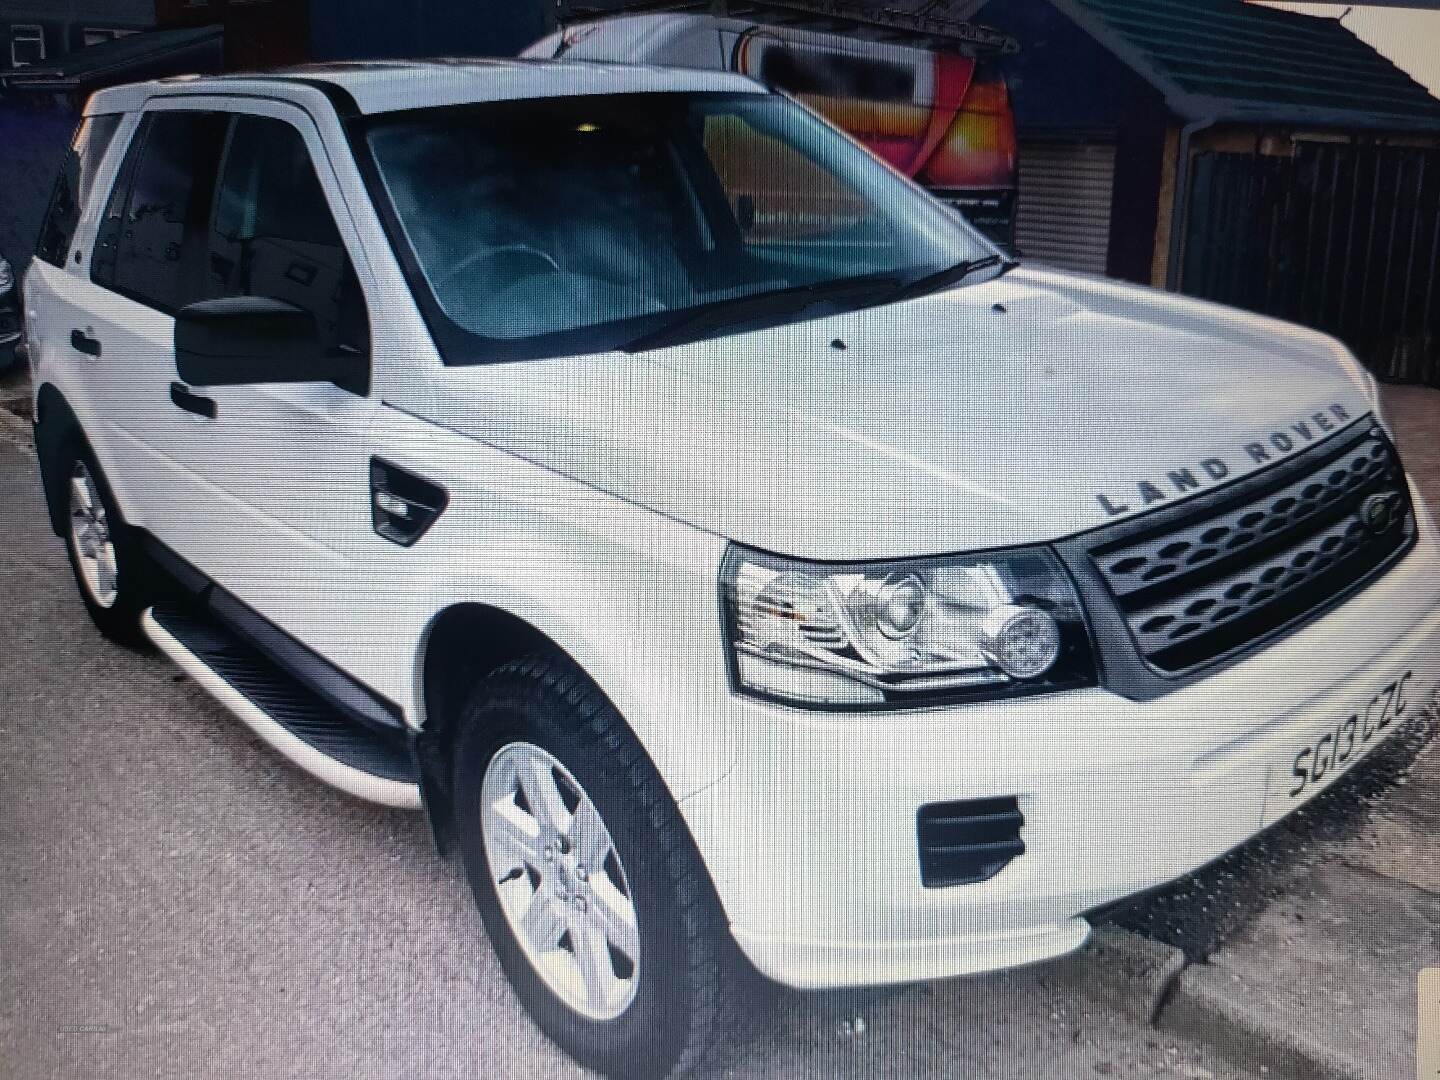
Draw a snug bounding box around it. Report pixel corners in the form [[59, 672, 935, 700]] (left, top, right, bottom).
[[1, 368, 1437, 1080]]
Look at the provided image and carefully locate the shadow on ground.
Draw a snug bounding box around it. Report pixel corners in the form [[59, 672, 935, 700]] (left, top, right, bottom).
[[1097, 706, 1437, 960]]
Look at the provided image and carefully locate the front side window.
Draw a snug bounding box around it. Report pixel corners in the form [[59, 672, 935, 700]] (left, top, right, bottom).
[[92, 110, 229, 312], [207, 115, 368, 360], [10, 24, 44, 67], [363, 91, 992, 362], [36, 114, 121, 268]]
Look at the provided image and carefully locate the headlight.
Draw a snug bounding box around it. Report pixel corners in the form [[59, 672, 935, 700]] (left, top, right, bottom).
[[721, 544, 1096, 709]]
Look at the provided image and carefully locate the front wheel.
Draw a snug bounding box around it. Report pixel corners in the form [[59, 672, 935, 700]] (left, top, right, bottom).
[[453, 653, 748, 1079]]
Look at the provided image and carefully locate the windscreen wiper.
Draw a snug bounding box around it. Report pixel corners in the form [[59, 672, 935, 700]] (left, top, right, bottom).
[[621, 272, 900, 354], [882, 253, 1018, 305]]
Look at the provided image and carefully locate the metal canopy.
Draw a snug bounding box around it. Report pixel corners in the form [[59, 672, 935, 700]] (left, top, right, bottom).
[[0, 25, 225, 93], [556, 0, 1020, 53]]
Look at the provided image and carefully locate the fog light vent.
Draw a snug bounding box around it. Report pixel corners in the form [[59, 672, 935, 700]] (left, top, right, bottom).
[[917, 796, 1024, 888]]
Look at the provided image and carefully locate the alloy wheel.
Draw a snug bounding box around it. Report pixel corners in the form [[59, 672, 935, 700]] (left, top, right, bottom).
[[480, 741, 642, 1021], [68, 461, 118, 609]]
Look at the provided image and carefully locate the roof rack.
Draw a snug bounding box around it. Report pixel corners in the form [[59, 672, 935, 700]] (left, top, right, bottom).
[[556, 1, 1020, 54]]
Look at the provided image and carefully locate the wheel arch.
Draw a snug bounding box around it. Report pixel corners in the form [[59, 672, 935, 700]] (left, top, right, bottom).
[[34, 382, 83, 536], [413, 601, 596, 855]]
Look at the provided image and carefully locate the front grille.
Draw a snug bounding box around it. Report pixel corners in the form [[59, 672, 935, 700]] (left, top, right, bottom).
[[917, 796, 1024, 887], [1088, 424, 1414, 674]]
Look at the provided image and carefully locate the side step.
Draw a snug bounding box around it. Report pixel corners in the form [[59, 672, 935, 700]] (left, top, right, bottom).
[[143, 604, 422, 809]]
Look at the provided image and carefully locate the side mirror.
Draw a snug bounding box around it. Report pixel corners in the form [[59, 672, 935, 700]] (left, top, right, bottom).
[[175, 297, 343, 387]]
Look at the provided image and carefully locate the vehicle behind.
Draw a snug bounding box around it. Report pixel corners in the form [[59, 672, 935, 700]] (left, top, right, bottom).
[[0, 251, 19, 368]]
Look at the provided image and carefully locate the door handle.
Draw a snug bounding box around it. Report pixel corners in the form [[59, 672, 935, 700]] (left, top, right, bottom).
[[70, 328, 102, 357], [169, 382, 217, 419]]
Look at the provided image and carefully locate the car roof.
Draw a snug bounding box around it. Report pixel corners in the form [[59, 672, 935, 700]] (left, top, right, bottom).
[[85, 57, 765, 117]]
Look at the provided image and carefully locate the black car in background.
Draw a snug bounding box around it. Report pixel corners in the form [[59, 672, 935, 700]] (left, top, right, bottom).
[[0, 251, 19, 368]]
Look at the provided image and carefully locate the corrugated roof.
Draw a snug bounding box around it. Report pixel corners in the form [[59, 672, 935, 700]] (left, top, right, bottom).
[[1049, 0, 1440, 129]]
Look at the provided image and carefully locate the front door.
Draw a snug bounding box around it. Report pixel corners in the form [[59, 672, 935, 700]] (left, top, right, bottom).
[[158, 101, 380, 653], [77, 108, 232, 537], [82, 98, 380, 658]]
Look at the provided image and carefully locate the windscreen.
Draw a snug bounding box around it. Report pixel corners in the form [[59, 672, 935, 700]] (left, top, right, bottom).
[[363, 91, 993, 359]]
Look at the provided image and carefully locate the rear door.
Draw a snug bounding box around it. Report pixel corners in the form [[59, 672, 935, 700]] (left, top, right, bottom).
[[23, 111, 130, 472]]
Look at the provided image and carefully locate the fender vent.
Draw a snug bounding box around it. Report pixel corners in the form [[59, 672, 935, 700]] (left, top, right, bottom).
[[370, 457, 447, 548], [917, 796, 1025, 888]]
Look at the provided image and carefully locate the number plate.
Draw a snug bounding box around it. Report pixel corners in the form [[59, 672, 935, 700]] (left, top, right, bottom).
[[1286, 670, 1415, 803]]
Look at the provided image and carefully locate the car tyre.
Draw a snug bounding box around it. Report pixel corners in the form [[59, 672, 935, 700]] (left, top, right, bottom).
[[453, 651, 752, 1079], [56, 439, 153, 647]]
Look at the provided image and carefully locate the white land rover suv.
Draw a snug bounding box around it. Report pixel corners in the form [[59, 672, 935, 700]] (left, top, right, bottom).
[[23, 60, 1440, 1078]]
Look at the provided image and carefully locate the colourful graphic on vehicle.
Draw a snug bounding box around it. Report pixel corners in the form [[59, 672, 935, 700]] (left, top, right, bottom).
[[731, 28, 1017, 196]]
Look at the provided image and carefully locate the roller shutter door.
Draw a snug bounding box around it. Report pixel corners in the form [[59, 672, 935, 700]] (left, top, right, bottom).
[[1014, 140, 1116, 274]]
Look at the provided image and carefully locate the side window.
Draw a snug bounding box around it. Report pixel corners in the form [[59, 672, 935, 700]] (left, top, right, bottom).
[[10, 24, 45, 67], [35, 114, 121, 268], [207, 115, 369, 359], [92, 110, 229, 312]]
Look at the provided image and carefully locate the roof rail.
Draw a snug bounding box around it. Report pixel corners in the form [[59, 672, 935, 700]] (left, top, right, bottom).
[[558, 1, 1020, 53]]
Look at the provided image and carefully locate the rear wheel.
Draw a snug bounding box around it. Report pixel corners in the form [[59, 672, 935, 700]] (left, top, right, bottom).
[[59, 443, 152, 646], [453, 652, 748, 1079]]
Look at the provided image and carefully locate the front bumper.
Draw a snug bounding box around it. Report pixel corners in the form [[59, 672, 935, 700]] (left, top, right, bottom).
[[679, 479, 1440, 990]]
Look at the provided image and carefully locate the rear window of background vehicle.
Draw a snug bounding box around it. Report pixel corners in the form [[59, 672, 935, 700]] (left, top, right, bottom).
[[35, 114, 122, 269], [756, 45, 915, 103]]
